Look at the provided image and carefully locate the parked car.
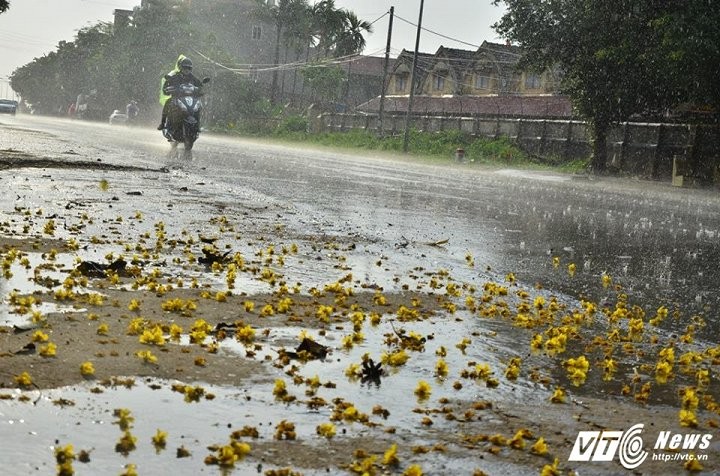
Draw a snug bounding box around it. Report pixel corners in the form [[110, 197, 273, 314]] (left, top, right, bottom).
[[109, 109, 128, 125], [0, 99, 18, 115]]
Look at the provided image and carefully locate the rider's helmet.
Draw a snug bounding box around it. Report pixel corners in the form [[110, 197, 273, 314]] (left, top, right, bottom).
[[178, 57, 193, 75]]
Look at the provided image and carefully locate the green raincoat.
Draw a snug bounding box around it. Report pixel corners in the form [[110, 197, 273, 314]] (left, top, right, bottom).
[[159, 54, 188, 106]]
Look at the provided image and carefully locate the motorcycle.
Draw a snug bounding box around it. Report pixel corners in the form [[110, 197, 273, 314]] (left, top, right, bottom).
[[162, 77, 210, 160]]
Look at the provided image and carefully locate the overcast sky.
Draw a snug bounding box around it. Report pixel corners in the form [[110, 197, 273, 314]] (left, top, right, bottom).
[[0, 0, 506, 91]]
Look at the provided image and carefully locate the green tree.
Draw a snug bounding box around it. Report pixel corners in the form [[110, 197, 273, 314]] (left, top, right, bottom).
[[493, 0, 718, 173], [335, 10, 372, 57], [254, 0, 310, 103], [0, 1, 9, 13], [300, 63, 345, 105], [311, 0, 346, 57], [651, 1, 720, 113]]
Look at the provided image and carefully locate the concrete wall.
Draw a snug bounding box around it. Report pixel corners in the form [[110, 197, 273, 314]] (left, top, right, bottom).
[[318, 113, 720, 180]]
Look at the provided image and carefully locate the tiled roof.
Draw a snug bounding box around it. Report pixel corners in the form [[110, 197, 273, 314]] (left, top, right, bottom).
[[356, 95, 573, 118], [347, 56, 386, 76]]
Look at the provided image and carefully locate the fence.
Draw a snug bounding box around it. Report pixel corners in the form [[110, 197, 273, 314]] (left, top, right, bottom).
[[317, 113, 720, 181]]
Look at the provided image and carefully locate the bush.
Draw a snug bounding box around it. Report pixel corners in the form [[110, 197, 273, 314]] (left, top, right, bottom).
[[276, 115, 309, 134]]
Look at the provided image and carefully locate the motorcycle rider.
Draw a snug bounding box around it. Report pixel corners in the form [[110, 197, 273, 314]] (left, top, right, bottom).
[[157, 55, 203, 130]]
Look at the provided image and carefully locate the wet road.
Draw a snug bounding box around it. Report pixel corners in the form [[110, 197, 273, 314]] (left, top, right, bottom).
[[2, 114, 720, 475], [3, 114, 719, 328]]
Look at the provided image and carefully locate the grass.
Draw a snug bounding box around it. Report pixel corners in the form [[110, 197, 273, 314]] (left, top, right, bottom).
[[212, 119, 588, 171]]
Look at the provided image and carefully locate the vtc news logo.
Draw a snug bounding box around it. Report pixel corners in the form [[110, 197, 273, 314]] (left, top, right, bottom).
[[569, 423, 713, 469], [569, 423, 648, 469]]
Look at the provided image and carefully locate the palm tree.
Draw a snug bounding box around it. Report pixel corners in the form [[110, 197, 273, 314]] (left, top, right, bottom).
[[335, 10, 372, 110], [254, 0, 310, 103], [335, 10, 372, 57], [311, 0, 346, 58]]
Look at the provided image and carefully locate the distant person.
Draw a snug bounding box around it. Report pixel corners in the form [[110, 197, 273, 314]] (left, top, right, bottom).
[[126, 100, 139, 123], [158, 55, 202, 130], [76, 93, 87, 119], [68, 102, 76, 117]]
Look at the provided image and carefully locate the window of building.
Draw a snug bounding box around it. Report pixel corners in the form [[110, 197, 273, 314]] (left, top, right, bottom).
[[525, 73, 541, 89], [475, 74, 490, 90], [252, 25, 262, 40], [434, 75, 445, 91], [395, 75, 407, 93]]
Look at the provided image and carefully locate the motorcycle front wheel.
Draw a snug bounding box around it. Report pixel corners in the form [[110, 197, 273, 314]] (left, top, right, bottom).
[[167, 142, 180, 161], [183, 137, 194, 160]]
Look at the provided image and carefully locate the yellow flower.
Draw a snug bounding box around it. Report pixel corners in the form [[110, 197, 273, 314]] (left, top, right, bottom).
[[567, 263, 576, 277], [564, 355, 589, 386], [135, 350, 158, 364], [97, 323, 109, 335], [456, 337, 471, 354], [530, 333, 544, 351], [414, 381, 432, 401], [342, 405, 360, 422], [169, 323, 183, 340], [381, 349, 409, 367], [54, 443, 76, 476], [550, 387, 566, 403], [602, 358, 617, 381], [684, 456, 704, 472], [272, 379, 288, 399], [655, 360, 673, 384], [531, 437, 548, 455], [341, 334, 354, 350], [235, 324, 255, 343], [474, 363, 493, 380], [120, 463, 138, 476], [659, 346, 675, 363], [80, 361, 95, 376], [32, 330, 49, 342], [509, 430, 527, 449], [139, 325, 166, 346], [696, 369, 710, 388], [345, 363, 361, 378], [115, 430, 137, 454], [151, 429, 167, 450], [679, 409, 698, 427], [128, 299, 141, 311], [435, 358, 449, 378], [383, 443, 400, 466], [14, 371, 33, 387], [541, 458, 560, 476], [505, 357, 521, 380], [114, 408, 134, 430], [316, 422, 336, 439], [39, 342, 57, 357], [230, 441, 251, 460], [403, 464, 423, 476]]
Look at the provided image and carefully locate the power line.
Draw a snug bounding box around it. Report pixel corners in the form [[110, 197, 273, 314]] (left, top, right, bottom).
[[192, 47, 388, 76], [393, 13, 481, 49], [391, 13, 522, 59]]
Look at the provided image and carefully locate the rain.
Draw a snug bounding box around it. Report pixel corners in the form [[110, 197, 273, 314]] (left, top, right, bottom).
[[1, 116, 719, 475]]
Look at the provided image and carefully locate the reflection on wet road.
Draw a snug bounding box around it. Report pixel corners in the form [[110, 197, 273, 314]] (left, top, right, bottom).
[[1, 115, 719, 475]]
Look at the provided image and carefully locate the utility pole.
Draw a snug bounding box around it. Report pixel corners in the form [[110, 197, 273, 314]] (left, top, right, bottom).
[[403, 0, 424, 153], [378, 6, 394, 137]]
